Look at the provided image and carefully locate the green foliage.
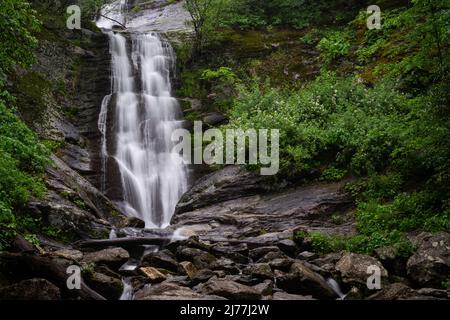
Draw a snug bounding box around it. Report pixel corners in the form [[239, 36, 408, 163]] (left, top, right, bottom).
[[225, 70, 450, 252], [0, 0, 40, 80], [295, 230, 414, 256], [0, 0, 51, 250], [201, 67, 239, 111], [317, 30, 352, 65], [0, 101, 50, 250], [184, 0, 225, 50], [217, 0, 332, 30], [320, 167, 346, 182]]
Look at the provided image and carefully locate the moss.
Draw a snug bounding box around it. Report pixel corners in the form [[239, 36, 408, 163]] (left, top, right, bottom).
[[15, 71, 51, 115]]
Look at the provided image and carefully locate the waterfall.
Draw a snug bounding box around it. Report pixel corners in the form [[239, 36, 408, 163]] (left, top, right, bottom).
[[97, 1, 188, 228]]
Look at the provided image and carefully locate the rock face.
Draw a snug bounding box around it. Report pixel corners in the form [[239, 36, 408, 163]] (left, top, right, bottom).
[[172, 166, 354, 241], [406, 232, 450, 288], [175, 166, 272, 215]]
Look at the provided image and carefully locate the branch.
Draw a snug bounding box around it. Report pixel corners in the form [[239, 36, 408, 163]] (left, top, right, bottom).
[[98, 13, 127, 29]]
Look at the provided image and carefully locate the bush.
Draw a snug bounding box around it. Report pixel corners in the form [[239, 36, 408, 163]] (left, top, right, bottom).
[[317, 30, 352, 65], [224, 71, 450, 253], [0, 101, 49, 250]]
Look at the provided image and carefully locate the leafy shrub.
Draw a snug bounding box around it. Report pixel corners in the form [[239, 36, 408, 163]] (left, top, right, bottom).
[[317, 30, 352, 65], [0, 101, 49, 250]]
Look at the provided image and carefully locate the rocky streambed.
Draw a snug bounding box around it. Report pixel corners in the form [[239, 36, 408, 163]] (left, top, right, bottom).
[[1, 165, 449, 300]]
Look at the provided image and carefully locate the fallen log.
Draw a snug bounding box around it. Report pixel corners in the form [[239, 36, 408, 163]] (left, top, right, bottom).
[[77, 236, 271, 249]]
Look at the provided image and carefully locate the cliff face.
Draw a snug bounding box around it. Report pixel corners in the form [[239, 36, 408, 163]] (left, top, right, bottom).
[[10, 0, 128, 241]]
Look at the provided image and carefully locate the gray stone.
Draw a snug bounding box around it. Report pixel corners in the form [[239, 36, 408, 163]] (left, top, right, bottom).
[[272, 292, 315, 300], [275, 262, 337, 299], [406, 232, 450, 288], [142, 249, 179, 272], [82, 247, 129, 269], [336, 252, 388, 289], [197, 278, 262, 300]]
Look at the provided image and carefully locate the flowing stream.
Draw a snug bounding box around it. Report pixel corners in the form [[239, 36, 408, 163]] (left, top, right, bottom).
[[97, 0, 188, 229]]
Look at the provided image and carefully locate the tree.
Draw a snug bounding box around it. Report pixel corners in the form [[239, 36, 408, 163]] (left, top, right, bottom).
[[0, 0, 40, 84], [184, 0, 224, 51]]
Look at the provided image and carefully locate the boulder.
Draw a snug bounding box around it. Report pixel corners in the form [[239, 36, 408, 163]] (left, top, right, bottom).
[[367, 282, 415, 300], [82, 247, 129, 269], [297, 251, 318, 261], [272, 292, 315, 300], [84, 272, 123, 300], [197, 278, 262, 300], [179, 261, 198, 279], [253, 280, 273, 296], [141, 249, 179, 272], [247, 263, 273, 280], [138, 267, 166, 283], [275, 262, 337, 299], [192, 269, 216, 285], [249, 246, 280, 261], [375, 245, 408, 276], [406, 232, 450, 288], [210, 258, 240, 274], [203, 112, 227, 126], [176, 247, 216, 269], [134, 282, 202, 300], [336, 252, 388, 290], [0, 278, 60, 300], [277, 239, 298, 257]]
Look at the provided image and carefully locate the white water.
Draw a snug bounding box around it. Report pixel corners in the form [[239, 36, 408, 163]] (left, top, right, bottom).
[[97, 1, 188, 228]]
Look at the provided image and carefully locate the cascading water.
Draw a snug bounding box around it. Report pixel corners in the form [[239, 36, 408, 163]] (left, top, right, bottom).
[[97, 0, 188, 229]]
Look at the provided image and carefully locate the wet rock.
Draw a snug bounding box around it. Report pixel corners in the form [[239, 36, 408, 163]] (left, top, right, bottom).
[[210, 258, 240, 274], [174, 166, 270, 215], [84, 272, 123, 300], [275, 262, 337, 299], [196, 278, 261, 300], [141, 249, 179, 272], [297, 251, 318, 261], [11, 235, 36, 253], [192, 269, 216, 285], [203, 112, 227, 126], [272, 292, 315, 300], [406, 232, 450, 288], [336, 252, 388, 290], [139, 267, 166, 283], [416, 288, 449, 299], [367, 283, 415, 300], [82, 247, 129, 269], [134, 282, 202, 300], [344, 287, 364, 300], [246, 263, 273, 280], [0, 278, 60, 300], [249, 246, 280, 261], [253, 280, 273, 296], [176, 247, 216, 269], [179, 261, 198, 279], [123, 217, 146, 228], [258, 251, 294, 271], [375, 245, 408, 276], [277, 239, 297, 257]]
